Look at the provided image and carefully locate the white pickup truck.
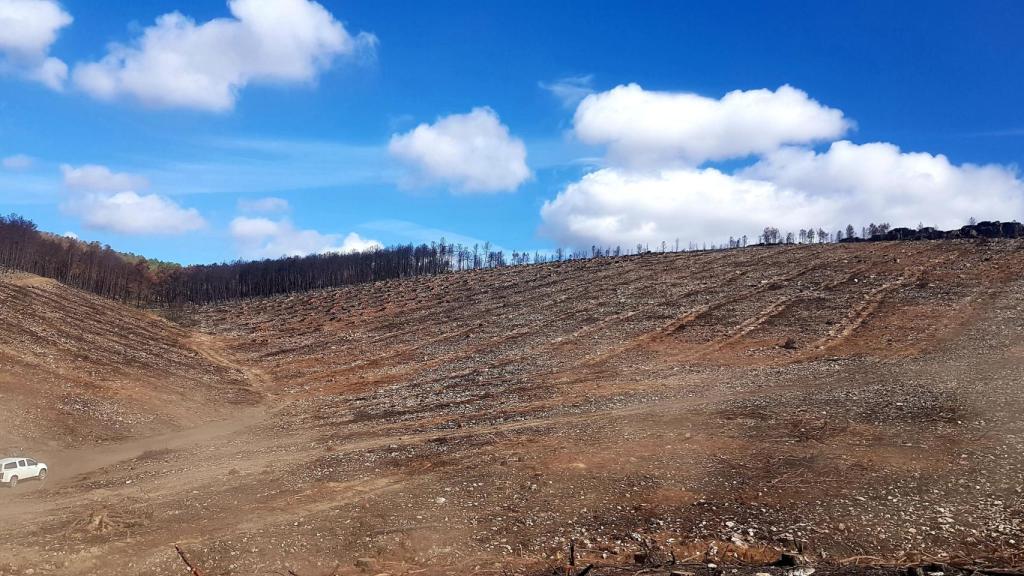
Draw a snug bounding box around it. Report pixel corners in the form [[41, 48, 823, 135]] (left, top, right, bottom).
[[1, 457, 47, 488]]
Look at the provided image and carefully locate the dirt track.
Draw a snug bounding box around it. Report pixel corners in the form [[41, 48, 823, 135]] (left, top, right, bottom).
[[1, 241, 1023, 575]]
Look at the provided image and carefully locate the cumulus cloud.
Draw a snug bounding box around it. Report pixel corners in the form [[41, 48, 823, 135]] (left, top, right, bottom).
[[540, 74, 595, 108], [539, 85, 1024, 248], [2, 154, 34, 170], [0, 0, 69, 56], [0, 0, 72, 89], [541, 148, 1024, 248], [540, 168, 835, 248], [27, 54, 66, 89], [60, 164, 206, 235], [64, 191, 207, 235], [230, 216, 381, 259], [238, 196, 290, 213], [574, 84, 850, 168], [740, 141, 1024, 230], [389, 107, 531, 193], [71, 0, 376, 111]]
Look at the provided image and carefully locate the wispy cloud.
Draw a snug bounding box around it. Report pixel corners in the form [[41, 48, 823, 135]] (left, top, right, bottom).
[[0, 169, 59, 204], [539, 74, 595, 108], [964, 128, 1024, 138], [142, 137, 396, 196], [2, 154, 35, 170], [526, 137, 604, 171], [237, 196, 290, 214], [361, 219, 494, 249]]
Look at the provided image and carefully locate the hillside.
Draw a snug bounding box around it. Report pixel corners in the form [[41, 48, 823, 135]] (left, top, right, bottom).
[[1, 241, 1023, 576], [0, 270, 260, 450]]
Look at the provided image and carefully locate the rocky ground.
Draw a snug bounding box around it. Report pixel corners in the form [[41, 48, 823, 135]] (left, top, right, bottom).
[[1, 241, 1022, 576], [0, 271, 259, 450]]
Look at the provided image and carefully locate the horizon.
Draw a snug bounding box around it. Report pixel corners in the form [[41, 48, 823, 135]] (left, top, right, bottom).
[[1, 1, 1023, 265], [7, 210, 1018, 272]]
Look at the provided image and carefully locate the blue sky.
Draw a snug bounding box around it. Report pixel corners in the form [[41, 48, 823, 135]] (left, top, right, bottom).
[[1, 1, 1023, 264]]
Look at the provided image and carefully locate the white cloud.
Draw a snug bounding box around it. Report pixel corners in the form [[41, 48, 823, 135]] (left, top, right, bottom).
[[540, 74, 595, 108], [64, 190, 206, 235], [741, 141, 1024, 230], [540, 147, 1024, 248], [62, 231, 76, 239], [60, 163, 206, 235], [0, 0, 69, 56], [540, 167, 835, 248], [389, 107, 531, 193], [238, 196, 290, 213], [61, 163, 150, 192], [72, 0, 376, 111], [2, 153, 34, 170], [539, 85, 1024, 248], [574, 84, 850, 168], [337, 231, 382, 253], [230, 216, 381, 259], [362, 218, 493, 250], [27, 55, 66, 89], [0, 0, 71, 89]]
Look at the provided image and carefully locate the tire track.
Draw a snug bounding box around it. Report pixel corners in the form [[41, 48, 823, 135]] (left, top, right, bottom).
[[685, 243, 935, 360], [807, 252, 956, 355], [570, 246, 824, 370]]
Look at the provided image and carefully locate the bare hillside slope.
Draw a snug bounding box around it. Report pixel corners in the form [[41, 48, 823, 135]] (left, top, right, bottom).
[[0, 270, 260, 451], [1, 241, 1023, 576]]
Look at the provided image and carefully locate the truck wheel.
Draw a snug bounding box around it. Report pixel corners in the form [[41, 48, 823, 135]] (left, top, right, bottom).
[[8, 476, 17, 488], [38, 469, 46, 481]]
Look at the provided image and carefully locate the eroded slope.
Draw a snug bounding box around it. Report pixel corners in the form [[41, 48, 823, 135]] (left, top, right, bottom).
[[0, 271, 259, 450], [2, 241, 1023, 576]]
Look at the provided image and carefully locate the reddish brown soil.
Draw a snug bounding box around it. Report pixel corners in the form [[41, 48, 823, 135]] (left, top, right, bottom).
[[1, 241, 1023, 576], [0, 272, 259, 450]]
